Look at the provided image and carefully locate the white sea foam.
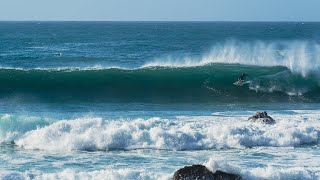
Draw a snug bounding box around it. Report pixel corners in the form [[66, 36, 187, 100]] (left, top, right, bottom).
[[2, 156, 319, 180], [0, 170, 26, 180], [0, 65, 128, 72], [33, 168, 170, 180], [205, 156, 320, 180], [14, 113, 320, 151], [143, 41, 320, 77], [0, 169, 171, 180]]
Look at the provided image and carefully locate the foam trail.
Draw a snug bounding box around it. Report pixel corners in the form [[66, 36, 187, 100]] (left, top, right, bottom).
[[144, 41, 320, 77]]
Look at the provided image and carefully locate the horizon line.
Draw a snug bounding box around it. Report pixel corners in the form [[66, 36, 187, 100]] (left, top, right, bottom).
[[0, 20, 319, 23]]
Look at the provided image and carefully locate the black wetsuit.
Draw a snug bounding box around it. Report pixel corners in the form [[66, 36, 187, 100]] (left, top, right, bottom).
[[238, 73, 247, 81]]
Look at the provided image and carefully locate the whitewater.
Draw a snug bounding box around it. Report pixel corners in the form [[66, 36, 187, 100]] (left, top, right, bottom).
[[1, 110, 320, 179], [0, 22, 320, 180]]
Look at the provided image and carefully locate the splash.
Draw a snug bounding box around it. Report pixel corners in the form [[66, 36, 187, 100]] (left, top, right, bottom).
[[144, 40, 320, 77], [13, 114, 320, 152]]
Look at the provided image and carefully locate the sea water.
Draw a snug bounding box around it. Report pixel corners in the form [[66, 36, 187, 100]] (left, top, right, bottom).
[[0, 22, 320, 179]]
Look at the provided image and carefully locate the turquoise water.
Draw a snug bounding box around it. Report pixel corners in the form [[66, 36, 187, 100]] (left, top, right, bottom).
[[0, 22, 320, 179]]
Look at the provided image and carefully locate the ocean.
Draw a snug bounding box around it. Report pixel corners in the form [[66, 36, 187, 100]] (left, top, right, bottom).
[[0, 21, 320, 179]]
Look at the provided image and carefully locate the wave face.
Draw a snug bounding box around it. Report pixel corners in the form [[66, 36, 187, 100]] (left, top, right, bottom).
[[0, 63, 319, 103]]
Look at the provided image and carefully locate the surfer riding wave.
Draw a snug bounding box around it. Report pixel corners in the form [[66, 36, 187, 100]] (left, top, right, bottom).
[[233, 72, 249, 86], [238, 72, 248, 81]]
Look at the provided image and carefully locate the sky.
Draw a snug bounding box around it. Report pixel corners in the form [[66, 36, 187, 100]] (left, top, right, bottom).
[[0, 0, 319, 21]]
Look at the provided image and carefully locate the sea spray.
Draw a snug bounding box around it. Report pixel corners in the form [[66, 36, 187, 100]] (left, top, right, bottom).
[[0, 114, 50, 143], [144, 40, 320, 77], [12, 114, 320, 151]]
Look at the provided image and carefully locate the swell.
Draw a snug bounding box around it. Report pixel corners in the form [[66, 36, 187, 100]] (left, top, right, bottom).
[[0, 64, 319, 103]]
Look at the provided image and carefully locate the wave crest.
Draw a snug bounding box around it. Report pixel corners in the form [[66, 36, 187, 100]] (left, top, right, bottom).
[[13, 114, 320, 151], [144, 40, 320, 77]]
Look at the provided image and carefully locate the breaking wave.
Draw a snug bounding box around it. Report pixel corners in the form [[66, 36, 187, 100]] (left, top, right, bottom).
[[0, 41, 320, 103], [0, 65, 319, 103], [144, 40, 320, 77], [0, 113, 318, 151]]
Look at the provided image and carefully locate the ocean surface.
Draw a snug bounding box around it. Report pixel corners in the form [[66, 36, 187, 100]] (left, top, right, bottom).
[[0, 22, 320, 179]]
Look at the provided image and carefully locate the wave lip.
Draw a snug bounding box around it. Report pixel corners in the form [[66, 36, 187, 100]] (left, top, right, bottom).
[[144, 40, 320, 77]]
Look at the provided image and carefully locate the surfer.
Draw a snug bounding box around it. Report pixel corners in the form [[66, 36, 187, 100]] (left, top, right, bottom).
[[238, 73, 248, 81], [233, 72, 249, 86]]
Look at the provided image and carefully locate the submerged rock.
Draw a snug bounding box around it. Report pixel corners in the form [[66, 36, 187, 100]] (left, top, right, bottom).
[[248, 111, 275, 124], [173, 165, 241, 180]]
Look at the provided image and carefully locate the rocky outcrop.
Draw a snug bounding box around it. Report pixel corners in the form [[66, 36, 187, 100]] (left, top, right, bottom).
[[248, 111, 275, 124], [173, 165, 214, 180], [173, 165, 241, 180]]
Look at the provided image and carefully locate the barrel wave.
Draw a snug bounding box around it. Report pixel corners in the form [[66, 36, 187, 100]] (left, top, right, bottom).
[[0, 63, 319, 103]]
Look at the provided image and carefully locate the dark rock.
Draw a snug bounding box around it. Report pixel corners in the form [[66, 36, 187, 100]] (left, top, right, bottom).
[[248, 111, 275, 124], [173, 165, 214, 180], [173, 165, 242, 180], [213, 170, 242, 180]]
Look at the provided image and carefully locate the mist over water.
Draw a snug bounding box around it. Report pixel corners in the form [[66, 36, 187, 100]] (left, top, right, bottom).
[[145, 40, 320, 77]]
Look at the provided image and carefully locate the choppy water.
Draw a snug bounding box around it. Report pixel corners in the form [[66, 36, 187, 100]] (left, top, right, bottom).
[[0, 22, 320, 180]]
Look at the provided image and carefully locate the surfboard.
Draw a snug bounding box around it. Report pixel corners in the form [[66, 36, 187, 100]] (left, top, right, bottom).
[[233, 80, 250, 86]]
